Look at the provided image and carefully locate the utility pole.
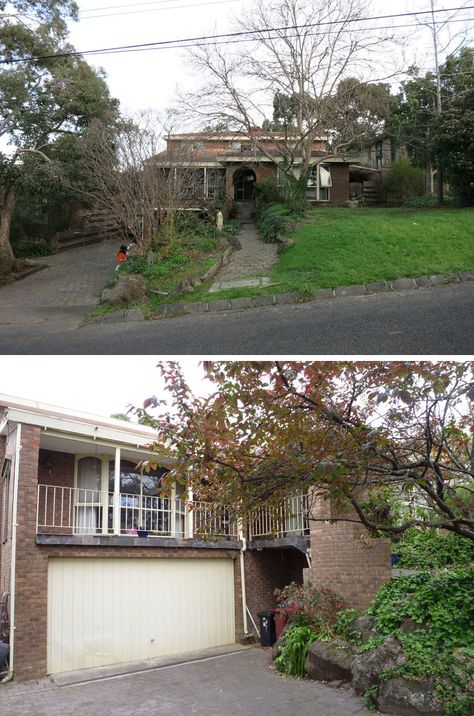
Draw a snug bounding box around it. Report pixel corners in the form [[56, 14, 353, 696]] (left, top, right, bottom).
[[430, 0, 444, 206]]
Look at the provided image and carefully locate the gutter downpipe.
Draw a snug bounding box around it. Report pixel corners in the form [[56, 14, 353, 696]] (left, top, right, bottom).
[[238, 520, 248, 635], [1, 423, 21, 684]]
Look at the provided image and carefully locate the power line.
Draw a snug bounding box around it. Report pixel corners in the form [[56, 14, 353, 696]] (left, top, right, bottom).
[[85, 19, 473, 60], [78, 0, 239, 21], [1, 6, 473, 64]]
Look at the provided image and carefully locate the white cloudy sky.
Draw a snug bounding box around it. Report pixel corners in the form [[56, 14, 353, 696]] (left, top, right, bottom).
[[0, 356, 213, 419], [66, 0, 474, 120]]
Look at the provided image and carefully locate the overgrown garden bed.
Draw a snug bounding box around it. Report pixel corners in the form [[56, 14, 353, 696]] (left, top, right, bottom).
[[273, 568, 474, 716]]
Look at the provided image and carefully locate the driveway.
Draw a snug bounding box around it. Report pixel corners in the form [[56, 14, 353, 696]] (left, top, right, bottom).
[[0, 239, 121, 326], [0, 647, 371, 716]]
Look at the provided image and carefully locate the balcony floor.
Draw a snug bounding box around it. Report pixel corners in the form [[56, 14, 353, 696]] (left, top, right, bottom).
[[36, 534, 242, 550]]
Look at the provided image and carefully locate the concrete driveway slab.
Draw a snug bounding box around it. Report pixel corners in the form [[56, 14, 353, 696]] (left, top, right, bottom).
[[0, 647, 372, 716]]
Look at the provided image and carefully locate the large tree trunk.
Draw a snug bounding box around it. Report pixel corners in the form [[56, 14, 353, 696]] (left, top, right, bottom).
[[0, 188, 16, 263]]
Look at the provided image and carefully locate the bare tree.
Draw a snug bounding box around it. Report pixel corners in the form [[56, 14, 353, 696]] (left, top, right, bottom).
[[180, 0, 398, 194], [77, 112, 216, 251]]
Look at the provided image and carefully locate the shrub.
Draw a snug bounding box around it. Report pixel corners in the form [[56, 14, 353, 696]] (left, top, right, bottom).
[[274, 581, 344, 629], [403, 194, 438, 209], [381, 159, 425, 205], [257, 203, 295, 243], [255, 177, 282, 209], [366, 567, 474, 716], [13, 240, 53, 257], [394, 529, 474, 569]]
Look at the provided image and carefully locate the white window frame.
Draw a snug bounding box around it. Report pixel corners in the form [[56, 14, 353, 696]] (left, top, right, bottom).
[[74, 455, 110, 535]]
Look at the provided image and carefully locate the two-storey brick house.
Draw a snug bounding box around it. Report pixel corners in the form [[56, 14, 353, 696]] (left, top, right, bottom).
[[150, 130, 353, 216], [0, 394, 390, 682]]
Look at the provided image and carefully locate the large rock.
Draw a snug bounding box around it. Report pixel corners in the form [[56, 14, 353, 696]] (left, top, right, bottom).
[[305, 639, 353, 682], [102, 275, 147, 306], [351, 614, 376, 643], [378, 677, 445, 715], [352, 636, 404, 694]]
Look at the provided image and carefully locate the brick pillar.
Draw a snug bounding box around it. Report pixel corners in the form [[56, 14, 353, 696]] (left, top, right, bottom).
[[0, 434, 5, 584], [244, 549, 306, 630], [13, 424, 49, 681], [305, 494, 391, 611]]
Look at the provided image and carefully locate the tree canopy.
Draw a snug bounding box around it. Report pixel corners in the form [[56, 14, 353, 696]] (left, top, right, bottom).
[[137, 361, 474, 542], [391, 47, 474, 204], [0, 0, 118, 261]]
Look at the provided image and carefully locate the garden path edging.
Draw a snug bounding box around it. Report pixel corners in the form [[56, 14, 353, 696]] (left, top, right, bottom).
[[92, 270, 474, 323]]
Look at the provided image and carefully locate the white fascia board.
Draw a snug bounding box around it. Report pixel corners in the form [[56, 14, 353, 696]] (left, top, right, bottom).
[[41, 430, 175, 465], [3, 407, 158, 449], [153, 161, 224, 168]]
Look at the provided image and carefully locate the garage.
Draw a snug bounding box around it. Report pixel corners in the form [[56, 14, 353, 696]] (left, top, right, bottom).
[[47, 557, 235, 674]]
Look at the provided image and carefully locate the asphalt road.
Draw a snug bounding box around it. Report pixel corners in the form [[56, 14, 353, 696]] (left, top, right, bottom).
[[1, 282, 472, 355]]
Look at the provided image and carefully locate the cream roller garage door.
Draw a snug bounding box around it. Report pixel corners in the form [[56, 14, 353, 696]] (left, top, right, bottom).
[[47, 557, 235, 674]]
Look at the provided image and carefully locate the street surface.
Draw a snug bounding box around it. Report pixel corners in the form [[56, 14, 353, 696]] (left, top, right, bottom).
[[0, 281, 472, 354]]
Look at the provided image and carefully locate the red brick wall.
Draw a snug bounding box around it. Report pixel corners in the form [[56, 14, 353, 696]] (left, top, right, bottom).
[[330, 164, 350, 204], [305, 496, 391, 611], [11, 428, 244, 681], [225, 163, 276, 210], [38, 449, 74, 489], [244, 548, 307, 627]]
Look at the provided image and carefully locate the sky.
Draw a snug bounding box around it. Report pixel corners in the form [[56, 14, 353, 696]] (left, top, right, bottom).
[[65, 0, 474, 122], [0, 356, 213, 420]]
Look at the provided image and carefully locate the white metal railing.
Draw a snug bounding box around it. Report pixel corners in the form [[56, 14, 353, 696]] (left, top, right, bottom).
[[191, 501, 238, 539], [36, 485, 236, 540], [248, 494, 310, 539], [36, 485, 308, 541]]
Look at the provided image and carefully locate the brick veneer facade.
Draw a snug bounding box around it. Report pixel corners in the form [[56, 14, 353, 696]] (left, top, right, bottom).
[[244, 548, 307, 626], [2, 427, 244, 681], [1, 418, 391, 681], [304, 495, 391, 611]]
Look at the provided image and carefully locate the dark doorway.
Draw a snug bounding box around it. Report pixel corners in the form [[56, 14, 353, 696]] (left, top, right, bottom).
[[233, 168, 256, 201]]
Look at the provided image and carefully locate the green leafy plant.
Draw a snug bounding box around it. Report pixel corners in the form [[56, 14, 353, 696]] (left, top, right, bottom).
[[394, 529, 474, 569], [363, 684, 380, 711], [381, 159, 425, 205], [365, 567, 474, 715], [274, 581, 344, 629], [275, 624, 318, 677]]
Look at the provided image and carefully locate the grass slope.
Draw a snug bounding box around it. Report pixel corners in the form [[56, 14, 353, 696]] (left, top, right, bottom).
[[272, 207, 474, 291]]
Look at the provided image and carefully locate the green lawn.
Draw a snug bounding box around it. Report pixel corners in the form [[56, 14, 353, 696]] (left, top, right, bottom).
[[271, 206, 474, 291]]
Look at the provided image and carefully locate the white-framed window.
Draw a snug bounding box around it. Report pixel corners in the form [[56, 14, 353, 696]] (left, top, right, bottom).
[[306, 164, 331, 202], [205, 168, 225, 199], [75, 455, 108, 535]]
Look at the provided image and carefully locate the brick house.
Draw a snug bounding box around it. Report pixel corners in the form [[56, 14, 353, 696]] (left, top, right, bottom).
[[0, 394, 390, 682], [150, 130, 353, 216]]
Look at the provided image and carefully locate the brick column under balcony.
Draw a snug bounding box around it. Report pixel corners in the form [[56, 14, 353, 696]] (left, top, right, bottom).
[[305, 494, 391, 612], [13, 424, 49, 681]]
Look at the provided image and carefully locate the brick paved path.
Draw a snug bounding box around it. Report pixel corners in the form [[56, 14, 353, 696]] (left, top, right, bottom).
[[0, 648, 371, 716], [209, 223, 279, 292], [0, 239, 121, 326]]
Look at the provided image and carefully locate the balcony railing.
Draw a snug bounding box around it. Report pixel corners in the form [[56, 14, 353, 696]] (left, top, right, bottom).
[[36, 485, 238, 540], [247, 494, 310, 539], [36, 485, 308, 542]]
